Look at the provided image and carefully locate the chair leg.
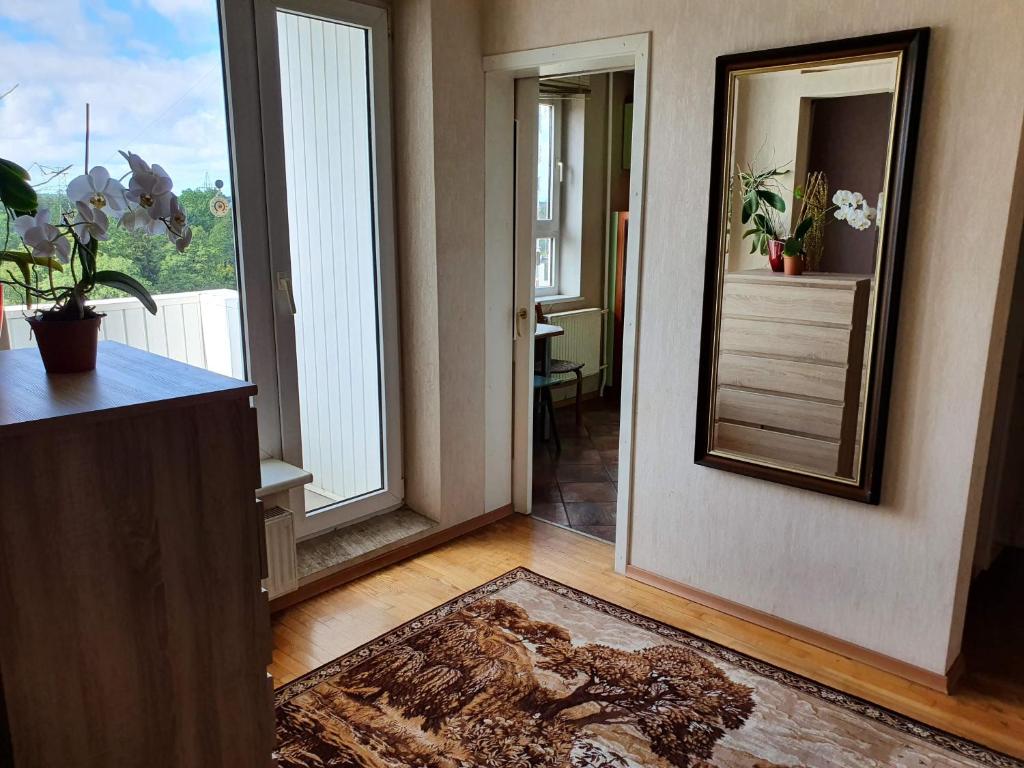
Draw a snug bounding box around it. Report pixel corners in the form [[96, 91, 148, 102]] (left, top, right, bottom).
[[543, 387, 561, 453], [574, 370, 583, 427]]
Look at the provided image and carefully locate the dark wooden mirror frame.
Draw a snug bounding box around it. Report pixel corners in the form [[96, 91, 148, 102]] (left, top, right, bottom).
[[694, 28, 930, 504]]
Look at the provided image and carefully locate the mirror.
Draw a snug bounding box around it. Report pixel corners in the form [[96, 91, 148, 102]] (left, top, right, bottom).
[[696, 30, 929, 503]]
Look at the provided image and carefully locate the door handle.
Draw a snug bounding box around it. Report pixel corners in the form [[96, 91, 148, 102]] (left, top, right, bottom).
[[277, 272, 297, 315], [514, 307, 529, 340]]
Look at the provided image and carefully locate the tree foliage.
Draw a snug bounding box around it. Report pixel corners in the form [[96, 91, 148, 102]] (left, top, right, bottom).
[[1, 186, 236, 306]]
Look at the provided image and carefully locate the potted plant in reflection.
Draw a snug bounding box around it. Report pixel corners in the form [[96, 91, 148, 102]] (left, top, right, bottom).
[[738, 163, 789, 272], [1, 150, 192, 373]]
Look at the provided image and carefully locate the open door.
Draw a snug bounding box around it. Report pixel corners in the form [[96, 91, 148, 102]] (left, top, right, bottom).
[[511, 77, 540, 516]]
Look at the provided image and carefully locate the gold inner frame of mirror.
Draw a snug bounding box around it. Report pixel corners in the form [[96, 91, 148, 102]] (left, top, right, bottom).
[[706, 51, 904, 485]]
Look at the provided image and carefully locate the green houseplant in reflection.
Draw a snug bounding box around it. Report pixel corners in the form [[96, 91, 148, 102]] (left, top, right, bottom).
[[738, 162, 789, 271], [738, 162, 823, 276]]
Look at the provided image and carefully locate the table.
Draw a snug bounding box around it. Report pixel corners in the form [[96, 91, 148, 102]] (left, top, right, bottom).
[[535, 322, 564, 378], [535, 322, 564, 440]]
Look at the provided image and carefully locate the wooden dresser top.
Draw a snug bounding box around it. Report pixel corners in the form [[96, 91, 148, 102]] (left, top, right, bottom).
[[724, 269, 873, 289], [0, 341, 256, 436]]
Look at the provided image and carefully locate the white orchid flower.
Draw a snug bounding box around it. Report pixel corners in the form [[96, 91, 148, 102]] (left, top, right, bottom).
[[173, 225, 193, 253], [13, 209, 71, 263], [168, 195, 188, 232], [67, 166, 126, 216], [120, 150, 175, 220], [832, 190, 853, 206], [72, 201, 110, 244], [120, 207, 168, 236], [119, 150, 152, 176], [164, 197, 192, 252]]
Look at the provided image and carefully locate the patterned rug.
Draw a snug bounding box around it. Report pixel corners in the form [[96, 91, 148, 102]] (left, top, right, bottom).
[[275, 568, 1022, 768]]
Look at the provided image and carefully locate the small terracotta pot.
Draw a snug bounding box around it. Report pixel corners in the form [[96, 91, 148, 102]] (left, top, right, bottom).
[[767, 239, 785, 272], [783, 255, 804, 276], [27, 316, 102, 374]]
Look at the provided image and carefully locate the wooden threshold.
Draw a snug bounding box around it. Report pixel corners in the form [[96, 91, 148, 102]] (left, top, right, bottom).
[[270, 505, 515, 612], [625, 564, 963, 694]]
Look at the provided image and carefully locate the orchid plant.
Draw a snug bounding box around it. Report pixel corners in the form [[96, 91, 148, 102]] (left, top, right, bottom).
[[832, 190, 877, 231], [1, 151, 192, 320]]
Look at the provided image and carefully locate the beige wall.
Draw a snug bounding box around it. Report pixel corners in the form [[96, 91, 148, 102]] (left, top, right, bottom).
[[394, 0, 488, 527], [481, 0, 1024, 674]]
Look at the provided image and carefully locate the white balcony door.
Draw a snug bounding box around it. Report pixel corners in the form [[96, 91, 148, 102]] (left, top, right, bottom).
[[251, 0, 402, 537]]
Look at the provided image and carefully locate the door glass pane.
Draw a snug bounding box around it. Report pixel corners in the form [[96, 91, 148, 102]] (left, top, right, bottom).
[[0, 1, 244, 379], [276, 11, 384, 512], [536, 103, 554, 220], [536, 237, 555, 288]]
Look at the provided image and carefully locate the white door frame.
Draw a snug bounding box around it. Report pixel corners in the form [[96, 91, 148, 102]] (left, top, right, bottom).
[[483, 34, 651, 572]]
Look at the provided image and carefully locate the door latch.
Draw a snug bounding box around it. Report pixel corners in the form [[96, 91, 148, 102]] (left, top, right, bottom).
[[277, 272, 297, 315]]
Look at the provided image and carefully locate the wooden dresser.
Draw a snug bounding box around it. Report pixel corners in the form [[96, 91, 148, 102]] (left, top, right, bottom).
[[713, 270, 871, 478], [0, 342, 274, 767]]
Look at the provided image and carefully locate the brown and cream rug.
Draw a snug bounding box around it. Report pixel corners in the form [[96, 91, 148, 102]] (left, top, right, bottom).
[[275, 568, 1022, 768]]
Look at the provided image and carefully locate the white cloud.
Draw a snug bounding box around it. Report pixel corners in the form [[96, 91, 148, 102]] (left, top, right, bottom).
[[146, 0, 216, 21], [0, 34, 232, 191]]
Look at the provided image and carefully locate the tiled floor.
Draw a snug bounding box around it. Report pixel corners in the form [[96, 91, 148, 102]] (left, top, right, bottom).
[[532, 396, 620, 542]]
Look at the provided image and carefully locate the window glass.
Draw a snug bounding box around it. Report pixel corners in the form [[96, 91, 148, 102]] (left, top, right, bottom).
[[536, 102, 554, 221], [535, 237, 555, 288], [0, 1, 243, 377]]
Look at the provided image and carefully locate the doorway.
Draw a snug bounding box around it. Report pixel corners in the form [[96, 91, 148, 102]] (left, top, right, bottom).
[[484, 34, 650, 570], [528, 71, 635, 544]]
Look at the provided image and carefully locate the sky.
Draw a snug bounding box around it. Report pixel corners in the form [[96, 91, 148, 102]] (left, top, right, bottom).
[[0, 0, 232, 193]]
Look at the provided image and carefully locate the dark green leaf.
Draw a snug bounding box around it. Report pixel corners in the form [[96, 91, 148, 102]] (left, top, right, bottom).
[[92, 269, 158, 314], [793, 215, 814, 241], [0, 159, 30, 181], [741, 193, 757, 224], [757, 189, 787, 212], [0, 159, 37, 216], [783, 237, 803, 257]]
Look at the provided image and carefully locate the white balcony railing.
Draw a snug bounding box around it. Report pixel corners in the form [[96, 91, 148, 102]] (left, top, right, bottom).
[[3, 289, 245, 380]]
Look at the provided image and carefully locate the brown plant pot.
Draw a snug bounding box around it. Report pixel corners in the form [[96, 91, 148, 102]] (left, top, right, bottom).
[[783, 255, 804, 276], [27, 316, 102, 374]]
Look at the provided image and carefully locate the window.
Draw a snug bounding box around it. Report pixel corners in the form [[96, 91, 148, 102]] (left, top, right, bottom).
[[535, 100, 562, 297], [0, 1, 243, 378]]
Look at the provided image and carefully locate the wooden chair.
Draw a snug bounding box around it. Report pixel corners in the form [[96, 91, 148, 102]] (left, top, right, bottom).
[[535, 303, 586, 427]]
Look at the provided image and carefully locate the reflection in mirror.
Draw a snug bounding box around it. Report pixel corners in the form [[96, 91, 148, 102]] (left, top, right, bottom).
[[711, 54, 901, 484]]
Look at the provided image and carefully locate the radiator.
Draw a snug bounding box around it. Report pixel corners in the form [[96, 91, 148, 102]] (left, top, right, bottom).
[[263, 507, 299, 599], [545, 307, 604, 384]]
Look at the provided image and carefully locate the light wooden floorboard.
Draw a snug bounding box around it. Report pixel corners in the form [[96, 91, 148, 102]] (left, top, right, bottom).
[[271, 514, 1024, 760]]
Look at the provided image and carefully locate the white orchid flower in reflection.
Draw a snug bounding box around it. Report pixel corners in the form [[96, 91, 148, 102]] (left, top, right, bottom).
[[72, 201, 110, 244], [13, 209, 71, 262], [67, 166, 126, 217]]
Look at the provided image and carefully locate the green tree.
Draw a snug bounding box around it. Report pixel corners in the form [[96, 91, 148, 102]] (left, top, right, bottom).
[[1, 185, 237, 308]]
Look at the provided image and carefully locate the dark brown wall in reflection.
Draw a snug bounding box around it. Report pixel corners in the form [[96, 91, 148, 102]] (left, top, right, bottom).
[[807, 92, 892, 275]]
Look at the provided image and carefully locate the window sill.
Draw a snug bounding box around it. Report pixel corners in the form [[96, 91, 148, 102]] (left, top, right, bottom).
[[538, 294, 583, 306]]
